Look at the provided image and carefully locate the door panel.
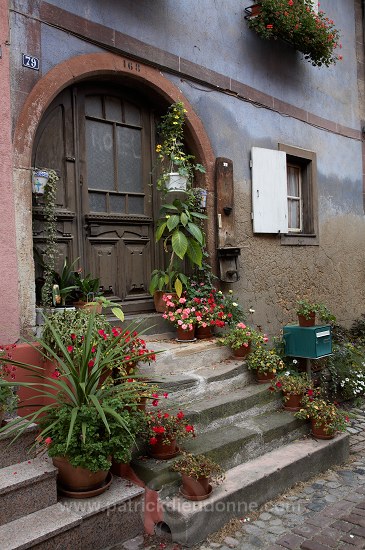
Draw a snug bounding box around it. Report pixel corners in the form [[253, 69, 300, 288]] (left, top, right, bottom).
[[33, 83, 157, 312]]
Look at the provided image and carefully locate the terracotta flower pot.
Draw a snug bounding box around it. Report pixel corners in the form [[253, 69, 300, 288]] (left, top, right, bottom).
[[149, 436, 178, 460], [176, 326, 195, 341], [154, 291, 178, 313], [283, 392, 302, 412], [311, 420, 335, 440], [232, 342, 251, 358], [298, 312, 316, 327], [256, 370, 275, 384], [181, 474, 211, 500], [52, 456, 110, 492], [196, 325, 214, 339]]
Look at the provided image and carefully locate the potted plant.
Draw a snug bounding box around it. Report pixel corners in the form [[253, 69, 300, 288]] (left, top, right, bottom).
[[0, 347, 18, 425], [171, 452, 225, 500], [149, 266, 189, 311], [162, 295, 196, 341], [145, 406, 195, 460], [0, 313, 152, 495], [269, 371, 311, 411], [155, 101, 206, 193], [246, 345, 285, 383], [296, 299, 335, 327], [218, 323, 267, 357], [246, 0, 342, 68], [295, 389, 349, 439], [52, 257, 79, 308], [74, 271, 101, 311]]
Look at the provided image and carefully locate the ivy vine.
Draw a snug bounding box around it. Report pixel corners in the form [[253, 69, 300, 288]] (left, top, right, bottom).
[[39, 169, 59, 308]]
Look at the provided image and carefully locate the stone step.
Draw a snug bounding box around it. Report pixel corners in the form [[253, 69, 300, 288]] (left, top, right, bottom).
[[0, 477, 144, 550], [0, 456, 57, 525], [131, 410, 308, 492], [0, 420, 38, 469], [162, 433, 350, 546], [148, 359, 253, 402], [139, 337, 231, 377]]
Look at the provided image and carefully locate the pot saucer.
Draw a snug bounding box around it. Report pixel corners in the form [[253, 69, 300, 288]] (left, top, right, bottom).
[[179, 483, 212, 501], [57, 471, 113, 498], [176, 338, 197, 343]]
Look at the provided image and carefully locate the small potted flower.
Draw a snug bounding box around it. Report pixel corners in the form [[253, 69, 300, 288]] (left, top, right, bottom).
[[295, 389, 349, 439], [171, 452, 225, 500], [296, 299, 335, 327], [145, 406, 195, 460], [162, 295, 196, 341], [246, 345, 285, 383], [218, 322, 266, 358], [269, 370, 312, 411]]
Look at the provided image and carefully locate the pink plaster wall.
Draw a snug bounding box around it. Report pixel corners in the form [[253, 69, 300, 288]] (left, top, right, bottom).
[[0, 0, 21, 344]]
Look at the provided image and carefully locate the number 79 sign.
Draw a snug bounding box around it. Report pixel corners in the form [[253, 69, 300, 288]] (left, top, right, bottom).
[[22, 53, 39, 71]]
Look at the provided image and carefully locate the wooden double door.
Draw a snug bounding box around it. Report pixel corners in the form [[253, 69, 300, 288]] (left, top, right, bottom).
[[32, 83, 159, 313]]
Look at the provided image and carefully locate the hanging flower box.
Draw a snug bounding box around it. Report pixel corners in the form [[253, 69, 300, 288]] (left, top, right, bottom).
[[245, 0, 342, 67]]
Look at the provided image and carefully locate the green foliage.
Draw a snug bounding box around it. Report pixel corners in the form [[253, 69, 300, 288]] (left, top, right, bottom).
[[40, 169, 59, 307], [218, 323, 267, 350], [296, 299, 336, 323], [171, 452, 225, 483], [269, 371, 311, 399], [247, 0, 342, 67], [155, 101, 206, 193], [246, 345, 286, 374], [74, 272, 101, 301], [53, 257, 79, 306], [295, 388, 349, 434], [325, 343, 365, 401]]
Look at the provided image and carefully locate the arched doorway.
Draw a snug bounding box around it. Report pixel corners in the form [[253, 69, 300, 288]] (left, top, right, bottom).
[[33, 82, 161, 313]]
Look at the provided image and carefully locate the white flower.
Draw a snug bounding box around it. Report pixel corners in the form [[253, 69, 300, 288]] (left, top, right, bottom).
[[292, 359, 298, 365], [232, 302, 238, 307], [249, 308, 255, 314], [285, 371, 291, 376], [345, 378, 349, 382]]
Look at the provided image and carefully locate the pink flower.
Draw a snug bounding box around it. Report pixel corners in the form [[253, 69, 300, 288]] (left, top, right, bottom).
[[51, 370, 60, 379], [67, 345, 73, 353], [88, 360, 95, 368], [44, 437, 52, 445], [152, 399, 159, 407], [91, 347, 96, 353], [149, 437, 158, 445], [71, 333, 76, 341], [185, 425, 194, 433], [237, 323, 247, 329], [181, 324, 187, 330], [177, 320, 183, 325], [163, 392, 168, 398], [179, 297, 186, 304]]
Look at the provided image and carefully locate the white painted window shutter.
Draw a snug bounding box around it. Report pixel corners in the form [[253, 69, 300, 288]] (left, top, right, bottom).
[[251, 147, 288, 234]]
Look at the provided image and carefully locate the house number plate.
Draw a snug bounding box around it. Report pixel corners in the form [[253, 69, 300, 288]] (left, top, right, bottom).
[[22, 53, 39, 70]]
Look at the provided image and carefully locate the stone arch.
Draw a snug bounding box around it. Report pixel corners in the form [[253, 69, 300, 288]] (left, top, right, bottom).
[[13, 52, 216, 332]]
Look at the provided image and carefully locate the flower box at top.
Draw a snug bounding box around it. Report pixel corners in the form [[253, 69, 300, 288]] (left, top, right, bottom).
[[246, 0, 342, 67]]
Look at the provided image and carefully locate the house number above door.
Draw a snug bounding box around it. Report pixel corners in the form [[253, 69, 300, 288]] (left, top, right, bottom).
[[22, 54, 39, 70]]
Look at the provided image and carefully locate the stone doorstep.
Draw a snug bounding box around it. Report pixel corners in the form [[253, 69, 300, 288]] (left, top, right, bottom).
[[131, 410, 309, 491], [0, 478, 144, 550], [161, 433, 350, 547], [0, 421, 38, 469]]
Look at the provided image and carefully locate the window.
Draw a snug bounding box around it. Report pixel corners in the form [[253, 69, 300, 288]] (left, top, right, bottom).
[[251, 145, 318, 245]]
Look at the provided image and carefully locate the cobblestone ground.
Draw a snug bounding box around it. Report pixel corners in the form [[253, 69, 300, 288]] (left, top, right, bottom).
[[109, 406, 365, 550]]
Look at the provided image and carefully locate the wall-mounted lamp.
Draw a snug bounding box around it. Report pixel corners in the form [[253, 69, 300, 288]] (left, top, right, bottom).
[[32, 170, 49, 194], [217, 246, 241, 283], [200, 189, 208, 209]]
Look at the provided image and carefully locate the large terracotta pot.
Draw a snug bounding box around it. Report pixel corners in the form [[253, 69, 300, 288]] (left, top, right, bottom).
[[196, 325, 214, 339], [283, 392, 303, 412], [232, 342, 251, 358], [298, 312, 316, 327], [181, 474, 211, 500], [256, 370, 275, 384], [311, 420, 335, 440], [176, 326, 195, 341], [149, 436, 178, 460], [52, 456, 110, 492]]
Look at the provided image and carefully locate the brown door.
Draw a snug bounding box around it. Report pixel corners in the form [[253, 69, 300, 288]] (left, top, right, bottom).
[[33, 83, 157, 313]]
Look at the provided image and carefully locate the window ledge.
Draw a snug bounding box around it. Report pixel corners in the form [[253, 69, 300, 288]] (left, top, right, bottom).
[[280, 233, 319, 246]]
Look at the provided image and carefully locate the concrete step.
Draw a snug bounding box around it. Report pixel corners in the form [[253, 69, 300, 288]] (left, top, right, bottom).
[[138, 337, 231, 377], [162, 432, 350, 546], [0, 456, 57, 525], [0, 420, 38, 468], [131, 409, 308, 492], [0, 477, 144, 549]]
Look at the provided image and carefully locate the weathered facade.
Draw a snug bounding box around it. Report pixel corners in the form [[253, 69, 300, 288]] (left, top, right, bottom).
[[0, 0, 364, 343]]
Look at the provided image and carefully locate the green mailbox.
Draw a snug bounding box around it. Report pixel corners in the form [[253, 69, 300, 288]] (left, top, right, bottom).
[[283, 325, 332, 359]]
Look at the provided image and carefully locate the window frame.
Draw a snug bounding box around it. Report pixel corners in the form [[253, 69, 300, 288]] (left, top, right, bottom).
[[278, 143, 318, 246]]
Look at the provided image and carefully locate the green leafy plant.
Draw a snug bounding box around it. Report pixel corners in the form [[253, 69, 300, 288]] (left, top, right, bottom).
[[246, 0, 342, 67], [246, 345, 285, 374], [74, 272, 101, 302], [269, 371, 311, 401], [218, 323, 267, 350], [295, 388, 349, 434], [0, 313, 153, 461], [155, 101, 206, 193], [171, 452, 225, 484], [53, 257, 79, 306], [296, 299, 336, 323]]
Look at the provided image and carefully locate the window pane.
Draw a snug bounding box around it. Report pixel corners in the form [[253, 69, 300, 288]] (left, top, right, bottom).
[[288, 198, 301, 230], [85, 96, 103, 118], [124, 101, 141, 126], [89, 192, 106, 212], [117, 127, 143, 193], [128, 196, 144, 214], [105, 97, 122, 122], [287, 166, 300, 197], [86, 119, 115, 191], [110, 195, 126, 213]]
